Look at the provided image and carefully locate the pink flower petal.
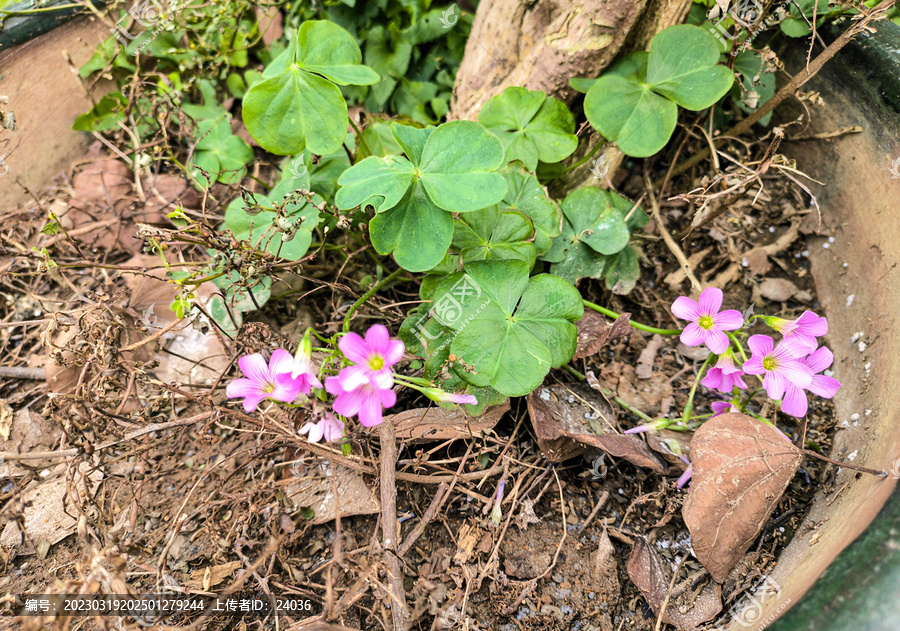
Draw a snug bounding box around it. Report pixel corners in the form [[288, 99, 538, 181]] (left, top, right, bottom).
[[779, 358, 813, 389], [226, 378, 263, 400], [357, 392, 385, 427], [379, 387, 397, 409], [384, 339, 405, 366], [732, 372, 748, 389], [747, 335, 774, 357], [238, 353, 269, 385], [702, 368, 723, 390], [697, 287, 723, 316], [325, 375, 343, 396], [796, 311, 827, 337], [763, 370, 786, 400], [299, 421, 325, 443], [241, 393, 268, 413], [271, 376, 303, 402], [269, 349, 295, 376], [672, 296, 701, 322], [676, 465, 693, 489], [714, 309, 744, 331], [779, 337, 813, 359], [803, 347, 833, 374], [365, 324, 391, 356], [338, 332, 371, 365], [703, 328, 729, 354], [333, 387, 366, 418], [680, 322, 706, 347], [808, 375, 840, 399], [370, 368, 395, 390], [711, 401, 733, 417], [742, 356, 765, 375], [781, 385, 809, 418], [338, 365, 371, 391]]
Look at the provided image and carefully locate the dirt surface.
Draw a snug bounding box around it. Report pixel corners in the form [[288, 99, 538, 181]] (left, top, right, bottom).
[[0, 125, 850, 631]]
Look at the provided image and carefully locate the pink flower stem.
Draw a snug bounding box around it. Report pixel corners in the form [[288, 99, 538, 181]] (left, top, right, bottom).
[[682, 353, 714, 424], [582, 301, 682, 335], [342, 267, 405, 333]]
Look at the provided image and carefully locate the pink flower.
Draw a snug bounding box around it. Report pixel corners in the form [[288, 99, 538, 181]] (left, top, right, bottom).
[[624, 418, 670, 434], [299, 412, 345, 443], [423, 387, 478, 405], [711, 401, 739, 417], [325, 377, 396, 427], [701, 348, 748, 393], [337, 324, 405, 391], [764, 311, 828, 353], [276, 329, 322, 395], [742, 335, 813, 402], [226, 350, 301, 412], [780, 346, 841, 417], [671, 288, 743, 354]]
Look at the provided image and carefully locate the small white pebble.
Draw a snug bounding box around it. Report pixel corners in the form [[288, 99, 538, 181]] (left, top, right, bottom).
[[858, 341, 867, 352], [866, 409, 872, 416], [823, 242, 830, 249], [853, 420, 860, 427], [741, 257, 749, 267], [840, 420, 850, 428], [618, 488, 625, 496], [540, 390, 551, 401], [843, 263, 849, 268], [567, 396, 575, 404], [846, 295, 855, 307], [802, 250, 810, 257], [824, 369, 834, 377], [828, 236, 835, 243], [850, 332, 861, 343], [779, 527, 785, 533], [769, 226, 776, 233], [865, 362, 871, 372], [847, 450, 858, 462], [851, 413, 860, 421]]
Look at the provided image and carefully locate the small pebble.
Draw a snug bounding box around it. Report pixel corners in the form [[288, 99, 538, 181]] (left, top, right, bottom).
[[851, 413, 860, 421], [858, 341, 867, 352], [840, 420, 850, 428], [843, 263, 849, 268], [802, 250, 810, 257], [847, 450, 859, 462], [866, 409, 872, 416], [828, 236, 835, 243], [769, 226, 776, 233], [823, 242, 830, 249], [847, 294, 855, 307]]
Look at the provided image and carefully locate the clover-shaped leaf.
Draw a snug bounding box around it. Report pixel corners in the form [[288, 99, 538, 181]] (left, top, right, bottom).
[[452, 207, 536, 267], [190, 116, 255, 185], [501, 164, 562, 256], [242, 21, 379, 156], [224, 164, 323, 261], [336, 120, 507, 272], [584, 25, 733, 157], [478, 87, 578, 170], [209, 273, 273, 337], [542, 187, 643, 289], [430, 260, 583, 396]]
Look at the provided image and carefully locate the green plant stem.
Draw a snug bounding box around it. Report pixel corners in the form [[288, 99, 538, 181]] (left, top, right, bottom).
[[562, 364, 654, 422], [726, 331, 749, 362], [682, 354, 713, 424], [582, 300, 681, 335], [563, 139, 606, 173], [342, 267, 405, 333], [347, 118, 373, 162]]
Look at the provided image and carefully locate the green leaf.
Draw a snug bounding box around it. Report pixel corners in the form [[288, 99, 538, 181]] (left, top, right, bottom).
[[72, 92, 127, 132], [391, 122, 434, 166], [418, 120, 507, 211], [431, 260, 583, 396], [584, 76, 677, 158], [561, 187, 630, 255], [183, 79, 226, 121], [452, 207, 536, 267], [209, 274, 273, 337], [583, 26, 732, 158], [356, 120, 404, 161], [604, 244, 640, 294], [500, 164, 562, 256], [242, 21, 378, 155], [335, 154, 417, 212], [645, 25, 735, 110], [190, 116, 254, 185], [369, 181, 454, 272], [478, 87, 578, 170]]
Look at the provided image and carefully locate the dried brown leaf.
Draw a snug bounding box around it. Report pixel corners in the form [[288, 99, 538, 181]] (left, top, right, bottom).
[[682, 413, 802, 582], [527, 383, 667, 473], [758, 278, 799, 302], [185, 561, 242, 589], [574, 310, 632, 359], [627, 537, 722, 628], [283, 459, 379, 525], [636, 334, 664, 379]]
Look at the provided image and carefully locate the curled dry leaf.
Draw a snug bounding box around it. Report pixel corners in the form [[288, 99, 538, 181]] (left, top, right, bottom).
[[371, 402, 509, 443], [645, 429, 692, 472], [527, 383, 667, 473], [758, 278, 800, 302], [682, 413, 802, 582], [283, 457, 379, 525], [574, 309, 632, 359], [627, 536, 722, 629]]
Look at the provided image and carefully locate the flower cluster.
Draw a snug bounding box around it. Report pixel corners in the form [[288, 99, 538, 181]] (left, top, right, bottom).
[[673, 287, 840, 418], [225, 325, 477, 444]]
